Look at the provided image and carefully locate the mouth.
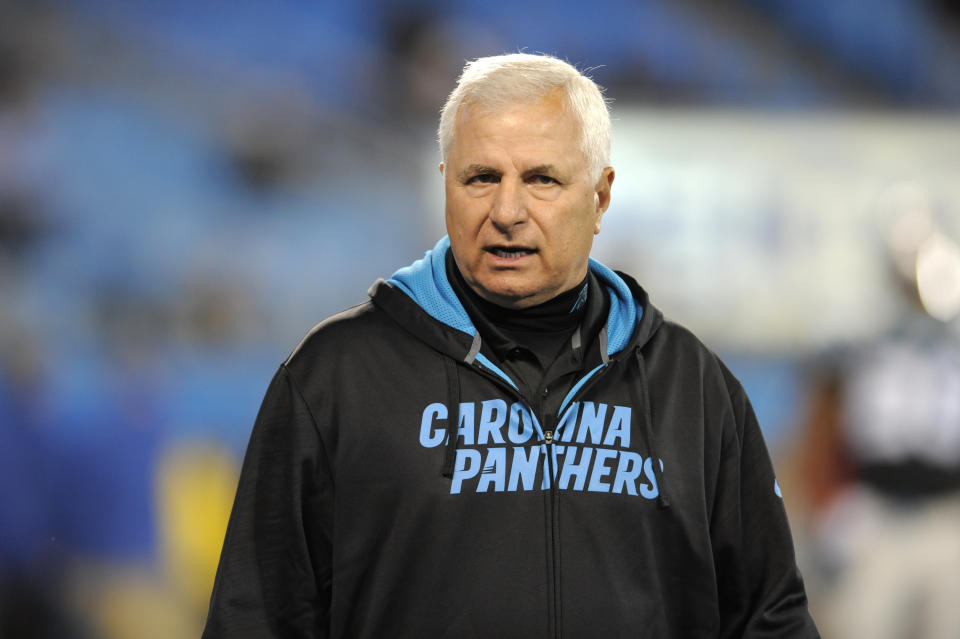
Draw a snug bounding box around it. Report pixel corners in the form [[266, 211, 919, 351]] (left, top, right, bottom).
[[486, 246, 537, 259]]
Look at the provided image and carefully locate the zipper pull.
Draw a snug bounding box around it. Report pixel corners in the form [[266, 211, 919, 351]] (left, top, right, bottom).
[[544, 430, 554, 445]]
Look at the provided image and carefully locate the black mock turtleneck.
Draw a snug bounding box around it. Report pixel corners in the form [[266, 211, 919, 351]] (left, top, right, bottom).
[[446, 250, 595, 399]]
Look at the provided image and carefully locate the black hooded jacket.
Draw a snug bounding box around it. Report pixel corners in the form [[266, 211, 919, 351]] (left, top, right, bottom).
[[203, 237, 818, 638]]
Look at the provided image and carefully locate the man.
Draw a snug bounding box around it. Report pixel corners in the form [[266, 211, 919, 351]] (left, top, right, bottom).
[[203, 53, 819, 638]]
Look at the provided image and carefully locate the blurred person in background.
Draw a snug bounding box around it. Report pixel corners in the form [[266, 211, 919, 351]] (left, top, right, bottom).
[[203, 53, 817, 638], [796, 193, 960, 639]]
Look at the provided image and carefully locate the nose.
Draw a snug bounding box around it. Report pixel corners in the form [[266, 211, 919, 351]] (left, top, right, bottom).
[[488, 178, 527, 232]]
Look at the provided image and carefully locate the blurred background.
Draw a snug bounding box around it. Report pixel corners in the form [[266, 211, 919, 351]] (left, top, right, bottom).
[[2, 0, 960, 637]]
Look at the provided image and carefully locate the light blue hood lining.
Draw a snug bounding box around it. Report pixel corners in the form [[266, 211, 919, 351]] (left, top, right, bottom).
[[387, 236, 643, 400], [388, 236, 474, 336]]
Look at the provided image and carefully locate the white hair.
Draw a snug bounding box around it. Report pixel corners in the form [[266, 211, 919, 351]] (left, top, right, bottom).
[[438, 53, 611, 182]]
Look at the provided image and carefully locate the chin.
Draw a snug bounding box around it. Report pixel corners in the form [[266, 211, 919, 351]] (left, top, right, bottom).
[[482, 285, 543, 308], [478, 277, 533, 297]]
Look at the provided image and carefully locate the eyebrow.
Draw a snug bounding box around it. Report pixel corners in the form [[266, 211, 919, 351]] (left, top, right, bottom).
[[522, 165, 559, 179], [457, 164, 562, 182]]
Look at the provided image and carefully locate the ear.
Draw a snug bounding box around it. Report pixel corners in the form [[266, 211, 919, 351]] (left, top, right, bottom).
[[593, 167, 615, 234], [439, 162, 445, 176]]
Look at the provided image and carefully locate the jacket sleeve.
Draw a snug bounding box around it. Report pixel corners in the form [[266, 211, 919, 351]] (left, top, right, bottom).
[[202, 364, 334, 639], [711, 372, 820, 638]]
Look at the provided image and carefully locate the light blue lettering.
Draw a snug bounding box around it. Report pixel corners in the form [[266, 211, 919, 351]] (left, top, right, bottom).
[[507, 403, 535, 444], [456, 403, 475, 445], [477, 447, 507, 492], [477, 399, 508, 445], [450, 449, 481, 494], [558, 446, 593, 491], [419, 402, 447, 448], [508, 446, 540, 491], [587, 448, 617, 492], [640, 457, 662, 499], [612, 451, 643, 496], [603, 406, 631, 448], [541, 444, 562, 489], [576, 402, 607, 444]]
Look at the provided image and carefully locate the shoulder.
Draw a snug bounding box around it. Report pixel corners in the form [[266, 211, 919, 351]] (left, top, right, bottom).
[[646, 319, 726, 376], [644, 317, 748, 408], [282, 300, 401, 379]]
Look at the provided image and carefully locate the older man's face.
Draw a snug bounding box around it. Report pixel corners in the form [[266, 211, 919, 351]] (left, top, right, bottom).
[[442, 91, 614, 309]]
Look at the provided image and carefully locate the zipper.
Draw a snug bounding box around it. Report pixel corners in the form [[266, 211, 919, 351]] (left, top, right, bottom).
[[540, 360, 621, 638], [470, 360, 560, 636], [470, 357, 618, 639], [538, 383, 562, 639], [545, 427, 562, 639]]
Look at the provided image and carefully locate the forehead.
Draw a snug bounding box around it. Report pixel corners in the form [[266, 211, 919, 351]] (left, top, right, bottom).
[[450, 92, 586, 169]]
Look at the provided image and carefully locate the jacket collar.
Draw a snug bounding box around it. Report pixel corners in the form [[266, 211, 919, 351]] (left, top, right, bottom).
[[378, 235, 659, 360]]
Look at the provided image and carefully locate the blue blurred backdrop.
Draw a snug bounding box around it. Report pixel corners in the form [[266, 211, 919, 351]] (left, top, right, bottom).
[[2, 1, 960, 637]]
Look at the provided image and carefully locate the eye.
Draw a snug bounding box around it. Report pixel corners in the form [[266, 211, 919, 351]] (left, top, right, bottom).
[[528, 174, 559, 186], [466, 173, 500, 185]]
